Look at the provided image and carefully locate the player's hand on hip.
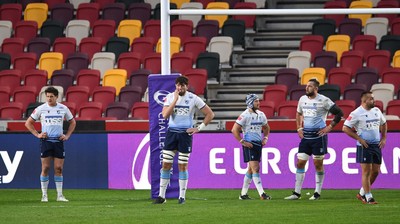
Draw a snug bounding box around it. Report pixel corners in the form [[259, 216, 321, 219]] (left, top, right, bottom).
[[318, 126, 331, 136], [59, 134, 68, 141], [186, 127, 199, 136], [297, 129, 304, 139], [262, 137, 268, 146], [38, 132, 47, 139], [242, 141, 253, 149], [379, 138, 386, 149], [358, 139, 369, 148]]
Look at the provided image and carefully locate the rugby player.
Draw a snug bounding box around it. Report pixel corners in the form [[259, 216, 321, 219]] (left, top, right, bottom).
[[284, 79, 343, 200], [25, 86, 76, 202]]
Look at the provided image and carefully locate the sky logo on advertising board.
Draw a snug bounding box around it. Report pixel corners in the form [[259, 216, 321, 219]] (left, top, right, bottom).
[[153, 90, 170, 106], [0, 151, 23, 184], [131, 134, 151, 189]]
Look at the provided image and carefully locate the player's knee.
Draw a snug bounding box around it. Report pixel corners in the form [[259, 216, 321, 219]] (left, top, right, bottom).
[[313, 155, 325, 160], [249, 163, 260, 173], [251, 167, 260, 173], [162, 150, 175, 163], [54, 166, 63, 175], [297, 153, 310, 161], [178, 152, 190, 164], [42, 166, 50, 173]]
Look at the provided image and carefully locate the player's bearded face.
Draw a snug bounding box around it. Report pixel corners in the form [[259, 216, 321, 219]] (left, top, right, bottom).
[[176, 83, 188, 96], [253, 99, 260, 110], [366, 95, 375, 109], [305, 83, 316, 97]]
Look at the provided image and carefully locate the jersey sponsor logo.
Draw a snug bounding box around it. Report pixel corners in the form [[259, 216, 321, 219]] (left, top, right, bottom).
[[346, 116, 352, 121], [44, 115, 63, 125], [153, 90, 170, 106], [365, 119, 380, 130], [303, 108, 317, 117], [174, 106, 189, 116]]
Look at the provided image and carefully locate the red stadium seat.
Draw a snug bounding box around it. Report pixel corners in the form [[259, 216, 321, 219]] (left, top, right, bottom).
[[92, 86, 116, 112], [119, 85, 143, 109], [340, 50, 364, 77], [12, 86, 37, 112], [92, 20, 117, 46], [327, 67, 352, 94], [386, 100, 400, 116], [0, 3, 23, 29], [299, 35, 324, 61], [0, 102, 24, 120], [53, 37, 77, 64], [183, 68, 207, 96], [263, 84, 288, 111], [13, 53, 37, 77], [171, 52, 194, 74], [117, 52, 142, 77], [0, 69, 22, 91], [23, 69, 48, 95], [259, 100, 275, 118], [277, 101, 298, 119], [335, 100, 356, 118], [65, 86, 90, 110], [76, 3, 100, 28], [14, 20, 38, 47], [79, 37, 103, 61], [171, 19, 194, 43], [131, 101, 149, 120], [76, 69, 101, 95], [0, 86, 11, 106], [77, 102, 103, 120]]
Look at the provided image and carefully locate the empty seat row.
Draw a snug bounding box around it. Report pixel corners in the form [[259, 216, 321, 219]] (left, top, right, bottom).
[[0, 4, 248, 46], [312, 17, 400, 44], [0, 1, 257, 29], [260, 97, 400, 120], [290, 48, 399, 77], [278, 65, 400, 94], [0, 99, 150, 121], [263, 82, 399, 113], [294, 34, 400, 74], [0, 64, 208, 115], [323, 0, 399, 26]]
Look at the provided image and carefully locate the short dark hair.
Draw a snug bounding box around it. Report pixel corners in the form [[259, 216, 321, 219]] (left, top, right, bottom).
[[45, 86, 59, 97], [176, 76, 189, 85], [308, 78, 320, 87], [361, 91, 372, 100]]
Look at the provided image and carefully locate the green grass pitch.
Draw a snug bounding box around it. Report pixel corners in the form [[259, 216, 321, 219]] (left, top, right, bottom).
[[0, 189, 398, 223]]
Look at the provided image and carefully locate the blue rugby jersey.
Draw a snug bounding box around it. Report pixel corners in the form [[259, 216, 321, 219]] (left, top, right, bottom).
[[344, 106, 386, 145], [235, 109, 268, 144], [30, 103, 74, 141], [297, 94, 335, 139], [164, 91, 206, 132]]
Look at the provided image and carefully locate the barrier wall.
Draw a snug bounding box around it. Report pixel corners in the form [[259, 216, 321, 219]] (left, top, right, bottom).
[[109, 132, 400, 190], [0, 133, 108, 189], [2, 132, 398, 189]]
